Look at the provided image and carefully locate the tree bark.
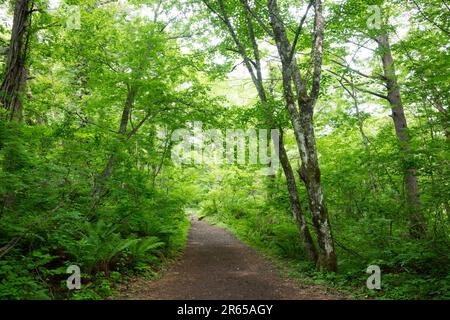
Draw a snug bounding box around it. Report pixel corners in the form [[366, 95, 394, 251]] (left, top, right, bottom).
[[267, 0, 337, 271], [241, 0, 317, 263], [279, 130, 318, 262], [376, 32, 427, 238], [1, 0, 32, 121]]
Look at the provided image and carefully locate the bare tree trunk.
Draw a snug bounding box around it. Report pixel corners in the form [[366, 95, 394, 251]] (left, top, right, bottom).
[[1, 0, 32, 121], [376, 33, 427, 238], [267, 0, 337, 271]]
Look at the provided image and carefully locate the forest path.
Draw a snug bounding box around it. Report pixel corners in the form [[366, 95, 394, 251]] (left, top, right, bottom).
[[116, 217, 342, 300]]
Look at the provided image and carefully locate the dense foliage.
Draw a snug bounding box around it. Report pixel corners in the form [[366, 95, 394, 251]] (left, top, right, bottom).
[[0, 0, 209, 299], [0, 0, 448, 299]]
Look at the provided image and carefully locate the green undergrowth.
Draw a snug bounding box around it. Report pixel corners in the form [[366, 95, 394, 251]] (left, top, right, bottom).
[[0, 120, 198, 300], [0, 213, 191, 300], [198, 207, 449, 300]]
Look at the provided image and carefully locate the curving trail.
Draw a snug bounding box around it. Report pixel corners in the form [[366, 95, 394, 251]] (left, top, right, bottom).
[[116, 217, 343, 300]]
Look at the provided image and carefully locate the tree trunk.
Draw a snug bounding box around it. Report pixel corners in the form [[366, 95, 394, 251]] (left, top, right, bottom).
[[92, 85, 137, 199], [1, 0, 32, 121], [376, 32, 427, 238], [279, 130, 318, 262], [298, 109, 337, 271], [267, 0, 337, 271]]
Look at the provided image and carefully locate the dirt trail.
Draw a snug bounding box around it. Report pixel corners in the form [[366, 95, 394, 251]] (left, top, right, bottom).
[[117, 218, 342, 300]]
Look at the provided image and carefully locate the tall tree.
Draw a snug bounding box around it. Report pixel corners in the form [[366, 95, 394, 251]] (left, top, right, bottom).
[[201, 0, 318, 263], [266, 0, 337, 271], [326, 0, 431, 238], [375, 31, 426, 238]]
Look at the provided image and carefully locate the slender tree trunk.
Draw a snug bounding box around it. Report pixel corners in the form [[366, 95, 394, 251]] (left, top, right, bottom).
[[268, 67, 317, 262], [260, 70, 318, 265], [376, 33, 427, 238], [297, 106, 337, 271], [279, 130, 318, 262], [267, 0, 337, 271], [1, 0, 32, 121], [92, 85, 137, 199]]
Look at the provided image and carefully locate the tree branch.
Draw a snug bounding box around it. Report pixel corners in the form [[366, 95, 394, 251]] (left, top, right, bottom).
[[326, 69, 388, 100], [330, 59, 386, 81], [246, 2, 274, 37], [411, 0, 450, 35], [288, 0, 313, 65]]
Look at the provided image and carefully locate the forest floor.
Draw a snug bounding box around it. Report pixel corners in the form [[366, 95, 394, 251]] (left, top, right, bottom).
[[115, 217, 345, 300]]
